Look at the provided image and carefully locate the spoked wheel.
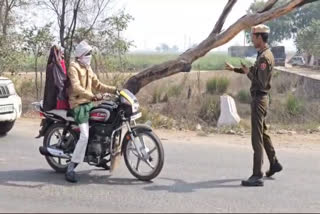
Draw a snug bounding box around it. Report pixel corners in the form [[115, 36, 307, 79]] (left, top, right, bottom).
[[124, 130, 164, 181], [43, 123, 78, 173]]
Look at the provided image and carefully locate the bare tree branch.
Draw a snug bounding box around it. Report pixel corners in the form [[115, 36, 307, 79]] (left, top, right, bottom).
[[258, 0, 278, 13], [65, 0, 81, 68], [49, 0, 59, 13], [8, 0, 15, 10], [85, 0, 111, 34], [124, 0, 318, 94], [210, 0, 237, 36], [65, 0, 78, 45]]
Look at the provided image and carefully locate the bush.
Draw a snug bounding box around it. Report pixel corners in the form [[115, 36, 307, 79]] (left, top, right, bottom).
[[16, 79, 35, 97], [152, 84, 184, 103], [206, 77, 230, 95], [198, 95, 220, 126], [286, 94, 304, 116], [152, 87, 163, 104], [138, 107, 174, 129], [166, 84, 183, 98], [237, 89, 251, 104]]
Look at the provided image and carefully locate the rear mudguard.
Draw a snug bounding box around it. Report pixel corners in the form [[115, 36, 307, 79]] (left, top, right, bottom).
[[121, 124, 152, 154], [35, 119, 77, 139], [35, 119, 54, 138]]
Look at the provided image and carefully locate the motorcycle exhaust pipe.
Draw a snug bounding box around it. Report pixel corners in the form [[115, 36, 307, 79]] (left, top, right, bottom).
[[39, 146, 70, 159]]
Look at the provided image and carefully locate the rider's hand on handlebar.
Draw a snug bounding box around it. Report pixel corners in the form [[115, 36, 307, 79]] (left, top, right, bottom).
[[116, 88, 121, 96], [92, 93, 103, 101]]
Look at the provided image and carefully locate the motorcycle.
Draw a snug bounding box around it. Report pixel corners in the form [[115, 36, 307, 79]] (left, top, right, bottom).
[[32, 89, 164, 181]]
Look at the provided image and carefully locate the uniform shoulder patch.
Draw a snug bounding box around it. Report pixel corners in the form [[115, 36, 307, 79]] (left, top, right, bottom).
[[258, 57, 270, 71], [260, 62, 267, 71]]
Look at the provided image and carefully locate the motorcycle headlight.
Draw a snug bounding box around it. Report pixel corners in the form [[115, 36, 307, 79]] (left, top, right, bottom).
[[132, 103, 139, 113], [7, 83, 16, 95]]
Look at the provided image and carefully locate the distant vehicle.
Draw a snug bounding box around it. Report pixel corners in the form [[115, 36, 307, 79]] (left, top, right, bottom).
[[289, 56, 306, 66], [271, 46, 286, 66], [228, 46, 256, 58], [228, 46, 286, 67], [0, 77, 22, 135]]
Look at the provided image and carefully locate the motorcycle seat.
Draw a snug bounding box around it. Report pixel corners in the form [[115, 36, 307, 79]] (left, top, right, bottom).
[[46, 109, 75, 122]]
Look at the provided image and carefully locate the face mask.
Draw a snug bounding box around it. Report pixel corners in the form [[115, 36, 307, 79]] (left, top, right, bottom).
[[79, 55, 92, 66]]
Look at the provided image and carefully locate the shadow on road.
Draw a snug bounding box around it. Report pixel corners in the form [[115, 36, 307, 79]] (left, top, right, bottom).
[[0, 169, 151, 188], [144, 177, 243, 193]]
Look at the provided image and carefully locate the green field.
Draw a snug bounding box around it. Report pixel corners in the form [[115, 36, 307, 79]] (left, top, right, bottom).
[[16, 52, 251, 74], [125, 53, 251, 71]]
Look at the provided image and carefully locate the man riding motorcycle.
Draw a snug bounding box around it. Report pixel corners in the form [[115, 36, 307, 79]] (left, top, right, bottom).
[[65, 40, 118, 183]]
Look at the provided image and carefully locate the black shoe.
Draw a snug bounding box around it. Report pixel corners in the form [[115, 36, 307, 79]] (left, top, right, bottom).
[[241, 175, 264, 187], [65, 170, 78, 183], [266, 161, 283, 177], [65, 162, 78, 183]]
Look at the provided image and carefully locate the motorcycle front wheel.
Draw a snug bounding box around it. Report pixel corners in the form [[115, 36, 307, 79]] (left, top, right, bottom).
[[123, 130, 164, 181]]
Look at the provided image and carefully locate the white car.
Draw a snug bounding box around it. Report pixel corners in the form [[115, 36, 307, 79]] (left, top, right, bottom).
[[0, 77, 22, 135], [289, 56, 305, 66]]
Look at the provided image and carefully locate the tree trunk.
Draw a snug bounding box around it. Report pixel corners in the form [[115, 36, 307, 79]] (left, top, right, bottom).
[[65, 0, 81, 71], [2, 0, 9, 38], [35, 56, 39, 100], [40, 61, 43, 97], [123, 0, 318, 95], [0, 0, 4, 31], [117, 23, 124, 73], [60, 0, 66, 48]]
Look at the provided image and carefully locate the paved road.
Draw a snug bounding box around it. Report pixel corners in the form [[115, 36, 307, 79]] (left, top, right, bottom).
[[0, 119, 320, 213]]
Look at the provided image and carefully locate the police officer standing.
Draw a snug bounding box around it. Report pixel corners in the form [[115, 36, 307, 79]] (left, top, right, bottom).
[[225, 24, 283, 187]]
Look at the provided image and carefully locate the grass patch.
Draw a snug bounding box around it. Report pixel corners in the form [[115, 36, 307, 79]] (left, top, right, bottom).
[[151, 87, 164, 104], [237, 89, 251, 104], [166, 84, 183, 98], [286, 94, 305, 116], [206, 77, 230, 95], [152, 84, 184, 103], [137, 107, 175, 129], [193, 53, 251, 70], [198, 95, 220, 126]]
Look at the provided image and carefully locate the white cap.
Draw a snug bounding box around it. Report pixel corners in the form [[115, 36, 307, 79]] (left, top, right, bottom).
[[75, 40, 93, 57]]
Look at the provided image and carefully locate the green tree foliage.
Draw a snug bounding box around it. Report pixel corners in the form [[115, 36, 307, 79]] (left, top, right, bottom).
[[296, 20, 320, 58], [23, 23, 54, 98], [0, 33, 25, 75], [246, 0, 295, 45], [38, 0, 133, 71], [0, 0, 28, 75], [246, 0, 320, 46], [74, 10, 134, 72]]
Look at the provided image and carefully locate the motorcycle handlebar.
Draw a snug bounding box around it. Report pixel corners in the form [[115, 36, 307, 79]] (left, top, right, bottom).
[[101, 92, 119, 100]]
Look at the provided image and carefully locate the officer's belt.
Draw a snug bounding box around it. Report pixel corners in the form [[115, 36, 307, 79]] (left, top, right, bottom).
[[251, 91, 268, 97]]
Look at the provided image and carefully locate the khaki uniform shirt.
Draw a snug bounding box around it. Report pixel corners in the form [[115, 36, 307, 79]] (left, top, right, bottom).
[[235, 46, 275, 96]]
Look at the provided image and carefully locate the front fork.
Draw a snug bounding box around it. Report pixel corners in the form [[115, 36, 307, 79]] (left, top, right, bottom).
[[124, 121, 149, 160]]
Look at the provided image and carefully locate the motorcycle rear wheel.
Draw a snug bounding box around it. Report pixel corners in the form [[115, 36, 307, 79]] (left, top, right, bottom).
[[43, 123, 77, 173]]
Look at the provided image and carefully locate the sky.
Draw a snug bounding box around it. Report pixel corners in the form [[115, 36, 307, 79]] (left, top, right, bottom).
[[24, 0, 296, 53], [115, 0, 296, 52]]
